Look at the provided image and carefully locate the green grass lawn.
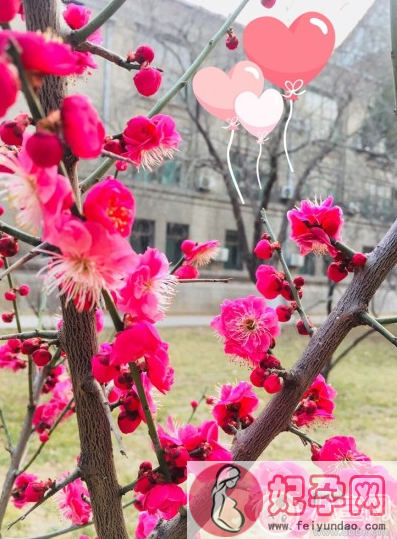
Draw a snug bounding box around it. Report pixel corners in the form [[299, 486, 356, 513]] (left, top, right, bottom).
[[1, 325, 397, 537]]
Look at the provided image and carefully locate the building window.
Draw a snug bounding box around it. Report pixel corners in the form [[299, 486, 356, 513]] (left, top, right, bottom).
[[301, 253, 316, 276], [166, 222, 189, 263], [224, 230, 243, 270], [130, 219, 155, 254]]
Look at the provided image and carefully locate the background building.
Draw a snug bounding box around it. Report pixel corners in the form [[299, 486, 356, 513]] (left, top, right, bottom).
[[5, 0, 397, 316]]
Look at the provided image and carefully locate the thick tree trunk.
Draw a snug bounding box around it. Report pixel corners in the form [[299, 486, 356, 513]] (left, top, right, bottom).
[[23, 2, 130, 537]]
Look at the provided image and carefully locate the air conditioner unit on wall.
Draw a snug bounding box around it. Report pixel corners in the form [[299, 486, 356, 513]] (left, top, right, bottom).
[[289, 254, 305, 267], [196, 176, 211, 192], [279, 185, 293, 203], [213, 248, 229, 262]]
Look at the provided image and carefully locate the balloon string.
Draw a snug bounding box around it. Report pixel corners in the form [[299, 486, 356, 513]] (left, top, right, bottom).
[[283, 100, 294, 173], [256, 142, 263, 189], [226, 130, 245, 205]]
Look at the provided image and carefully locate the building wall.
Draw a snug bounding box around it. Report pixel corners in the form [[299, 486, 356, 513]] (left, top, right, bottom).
[[4, 0, 397, 317]]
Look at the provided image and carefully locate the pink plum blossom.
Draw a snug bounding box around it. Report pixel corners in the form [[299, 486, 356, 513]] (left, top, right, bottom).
[[1, 31, 83, 77], [292, 374, 337, 428], [122, 114, 182, 171], [116, 248, 177, 323], [0, 340, 26, 371], [312, 436, 371, 463], [0, 59, 19, 118], [141, 483, 187, 519], [287, 197, 344, 257], [111, 322, 173, 393], [212, 381, 259, 434], [0, 0, 21, 23], [211, 295, 280, 364], [61, 95, 105, 159], [11, 473, 51, 508], [136, 511, 159, 539], [0, 134, 73, 234], [181, 239, 219, 266], [83, 177, 135, 237], [33, 378, 74, 440], [40, 217, 138, 311], [57, 475, 92, 525]]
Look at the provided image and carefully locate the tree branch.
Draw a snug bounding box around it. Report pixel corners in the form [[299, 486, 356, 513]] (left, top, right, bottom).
[[359, 312, 397, 346], [261, 209, 314, 336], [69, 0, 127, 45], [18, 398, 75, 475], [1, 501, 134, 539], [0, 330, 58, 341], [7, 468, 81, 530], [76, 41, 163, 72], [390, 0, 397, 114], [0, 222, 41, 247]]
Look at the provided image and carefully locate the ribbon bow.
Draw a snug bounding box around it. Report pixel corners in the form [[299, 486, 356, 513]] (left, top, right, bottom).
[[282, 80, 306, 101], [222, 117, 240, 131], [256, 131, 269, 145]]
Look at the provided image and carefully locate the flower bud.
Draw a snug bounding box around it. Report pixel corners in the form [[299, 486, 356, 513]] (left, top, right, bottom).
[[1, 311, 14, 323], [327, 262, 348, 283], [0, 235, 18, 257], [32, 348, 52, 367], [25, 131, 63, 168], [21, 337, 42, 355], [133, 67, 162, 97]]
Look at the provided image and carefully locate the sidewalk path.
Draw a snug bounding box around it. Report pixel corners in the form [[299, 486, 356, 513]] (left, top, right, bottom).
[[0, 314, 327, 331]]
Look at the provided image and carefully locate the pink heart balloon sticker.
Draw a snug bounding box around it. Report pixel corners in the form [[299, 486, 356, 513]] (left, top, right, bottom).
[[192, 61, 264, 122], [243, 12, 335, 91], [234, 89, 284, 139]]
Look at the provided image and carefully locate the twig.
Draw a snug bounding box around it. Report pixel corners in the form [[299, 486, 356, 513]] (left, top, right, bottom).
[[76, 41, 163, 72], [2, 500, 134, 539], [69, 0, 127, 45], [96, 381, 127, 457], [102, 289, 123, 331], [7, 468, 81, 530], [390, 0, 397, 114], [79, 0, 252, 193], [359, 312, 397, 347], [4, 259, 21, 334], [0, 251, 40, 282], [261, 209, 314, 336], [109, 399, 122, 411], [18, 398, 75, 475], [0, 241, 57, 282], [267, 369, 296, 383], [129, 362, 172, 482], [101, 150, 135, 164], [330, 239, 356, 259], [0, 330, 58, 341], [79, 158, 115, 193], [120, 466, 160, 496], [170, 255, 185, 274], [0, 397, 14, 454], [186, 386, 207, 423], [326, 329, 374, 374], [376, 316, 397, 325], [287, 424, 322, 448], [177, 278, 232, 283], [0, 222, 41, 247], [5, 38, 45, 122]]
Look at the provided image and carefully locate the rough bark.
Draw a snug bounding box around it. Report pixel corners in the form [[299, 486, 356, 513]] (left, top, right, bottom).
[[59, 301, 129, 539], [152, 218, 397, 539], [22, 2, 130, 537]]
